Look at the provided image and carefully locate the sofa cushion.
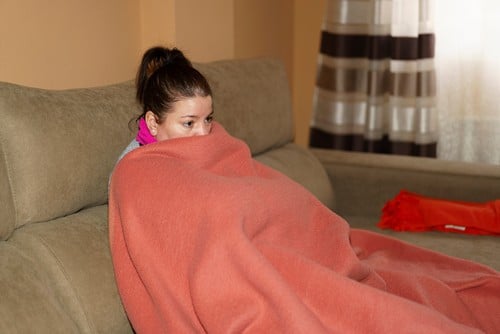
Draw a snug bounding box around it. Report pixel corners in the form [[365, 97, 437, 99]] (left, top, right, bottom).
[[0, 58, 294, 240], [196, 58, 294, 156], [0, 81, 139, 239], [0, 242, 79, 334], [7, 205, 132, 333], [346, 215, 500, 271], [314, 149, 500, 219], [254, 143, 335, 210]]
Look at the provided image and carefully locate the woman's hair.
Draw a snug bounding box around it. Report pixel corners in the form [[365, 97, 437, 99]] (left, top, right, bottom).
[[134, 46, 212, 123]]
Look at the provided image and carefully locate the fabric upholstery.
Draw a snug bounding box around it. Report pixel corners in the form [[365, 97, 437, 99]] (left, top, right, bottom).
[[0, 81, 138, 239], [196, 58, 294, 155], [0, 243, 78, 334], [314, 149, 500, 218], [7, 205, 131, 333], [349, 216, 500, 270], [0, 148, 15, 239], [314, 149, 500, 270], [0, 58, 295, 241], [255, 143, 335, 210]]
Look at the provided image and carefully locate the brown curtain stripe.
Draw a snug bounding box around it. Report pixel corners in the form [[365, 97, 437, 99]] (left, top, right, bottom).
[[310, 1, 438, 158], [309, 130, 437, 157], [320, 32, 435, 60], [320, 33, 390, 59], [316, 66, 436, 98]]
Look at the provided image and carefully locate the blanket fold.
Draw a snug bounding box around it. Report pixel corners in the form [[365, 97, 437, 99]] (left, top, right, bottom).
[[109, 123, 500, 333], [378, 190, 500, 235]]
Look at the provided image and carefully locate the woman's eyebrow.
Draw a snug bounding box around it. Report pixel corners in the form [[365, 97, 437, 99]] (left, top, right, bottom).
[[180, 111, 214, 119]]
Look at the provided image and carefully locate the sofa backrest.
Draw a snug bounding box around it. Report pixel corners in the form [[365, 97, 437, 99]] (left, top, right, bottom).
[[0, 81, 139, 239], [0, 58, 297, 240], [197, 58, 294, 155]]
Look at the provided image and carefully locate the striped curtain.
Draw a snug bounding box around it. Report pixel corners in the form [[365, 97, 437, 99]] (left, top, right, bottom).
[[309, 0, 437, 157]]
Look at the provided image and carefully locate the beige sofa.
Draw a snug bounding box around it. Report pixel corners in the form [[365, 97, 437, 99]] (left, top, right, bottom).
[[1, 58, 498, 333]]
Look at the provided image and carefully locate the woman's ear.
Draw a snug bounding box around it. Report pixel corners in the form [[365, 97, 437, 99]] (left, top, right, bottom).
[[145, 111, 158, 136]]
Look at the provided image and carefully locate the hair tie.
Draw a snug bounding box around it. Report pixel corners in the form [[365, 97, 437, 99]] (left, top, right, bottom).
[[136, 118, 157, 145]]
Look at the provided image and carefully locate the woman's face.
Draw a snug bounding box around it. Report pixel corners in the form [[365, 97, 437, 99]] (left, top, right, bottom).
[[146, 95, 214, 141]]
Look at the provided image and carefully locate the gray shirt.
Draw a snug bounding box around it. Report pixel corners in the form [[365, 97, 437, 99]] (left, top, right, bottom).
[[117, 139, 141, 163], [109, 139, 141, 187]]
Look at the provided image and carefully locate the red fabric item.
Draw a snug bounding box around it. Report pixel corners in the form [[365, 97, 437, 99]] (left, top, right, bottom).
[[109, 123, 500, 333], [379, 190, 500, 235]]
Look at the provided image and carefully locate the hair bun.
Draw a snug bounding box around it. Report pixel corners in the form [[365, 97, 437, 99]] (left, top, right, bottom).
[[141, 47, 191, 79], [164, 48, 192, 68], [136, 46, 193, 104]]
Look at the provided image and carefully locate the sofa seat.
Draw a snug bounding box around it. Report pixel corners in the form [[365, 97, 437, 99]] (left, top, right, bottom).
[[0, 206, 132, 334], [346, 215, 500, 270], [314, 149, 500, 271]]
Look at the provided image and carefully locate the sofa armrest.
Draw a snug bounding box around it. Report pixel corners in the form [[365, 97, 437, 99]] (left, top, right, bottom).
[[312, 149, 500, 219]]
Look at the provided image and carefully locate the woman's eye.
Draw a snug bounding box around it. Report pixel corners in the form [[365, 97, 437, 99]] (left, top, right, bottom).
[[205, 115, 214, 123], [183, 121, 194, 128]]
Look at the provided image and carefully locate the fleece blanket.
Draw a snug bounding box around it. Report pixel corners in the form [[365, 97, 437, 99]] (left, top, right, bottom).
[[379, 190, 500, 235], [109, 123, 500, 334]]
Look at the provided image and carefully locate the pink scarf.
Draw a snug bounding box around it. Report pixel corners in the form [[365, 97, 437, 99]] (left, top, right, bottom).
[[136, 118, 157, 145]]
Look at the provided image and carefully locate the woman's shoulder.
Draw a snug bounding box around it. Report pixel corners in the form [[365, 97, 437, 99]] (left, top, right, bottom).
[[117, 139, 141, 163]]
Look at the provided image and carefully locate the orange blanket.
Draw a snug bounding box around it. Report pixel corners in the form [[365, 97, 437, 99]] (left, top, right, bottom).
[[109, 123, 500, 333]]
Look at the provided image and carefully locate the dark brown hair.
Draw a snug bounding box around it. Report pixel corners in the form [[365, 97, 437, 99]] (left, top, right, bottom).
[[135, 47, 212, 123]]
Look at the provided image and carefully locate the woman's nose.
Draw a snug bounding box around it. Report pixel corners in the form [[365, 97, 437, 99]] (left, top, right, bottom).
[[193, 123, 211, 136]]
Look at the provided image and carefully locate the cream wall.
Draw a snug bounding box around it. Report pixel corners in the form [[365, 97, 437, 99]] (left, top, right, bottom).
[[139, 0, 176, 51], [293, 0, 326, 146], [0, 0, 324, 146], [0, 0, 142, 89], [175, 0, 235, 62], [234, 0, 293, 79]]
